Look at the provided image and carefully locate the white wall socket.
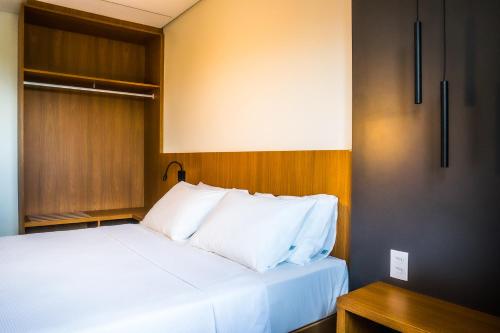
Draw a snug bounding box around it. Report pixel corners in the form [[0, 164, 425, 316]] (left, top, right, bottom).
[[390, 249, 408, 281]]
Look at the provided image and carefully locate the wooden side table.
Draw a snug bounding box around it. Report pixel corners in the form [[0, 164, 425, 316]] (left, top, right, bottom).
[[336, 282, 500, 332]]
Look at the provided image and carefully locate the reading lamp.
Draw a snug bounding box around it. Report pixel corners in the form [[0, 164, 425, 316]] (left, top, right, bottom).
[[162, 161, 186, 182]]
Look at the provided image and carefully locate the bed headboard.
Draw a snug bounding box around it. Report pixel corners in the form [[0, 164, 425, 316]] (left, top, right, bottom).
[[145, 151, 351, 262]]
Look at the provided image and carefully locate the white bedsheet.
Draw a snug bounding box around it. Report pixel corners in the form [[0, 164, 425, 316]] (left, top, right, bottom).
[[0, 224, 348, 333], [0, 224, 270, 333], [262, 258, 348, 332]]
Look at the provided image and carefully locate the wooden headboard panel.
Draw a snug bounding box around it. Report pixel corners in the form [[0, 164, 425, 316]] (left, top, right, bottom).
[[145, 151, 351, 261]]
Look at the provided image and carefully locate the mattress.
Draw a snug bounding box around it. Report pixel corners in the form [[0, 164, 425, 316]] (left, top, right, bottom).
[[262, 258, 348, 332], [0, 224, 348, 333]]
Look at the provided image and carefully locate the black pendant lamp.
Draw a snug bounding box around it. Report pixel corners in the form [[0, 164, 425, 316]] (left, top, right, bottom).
[[440, 0, 449, 168], [414, 0, 422, 104]]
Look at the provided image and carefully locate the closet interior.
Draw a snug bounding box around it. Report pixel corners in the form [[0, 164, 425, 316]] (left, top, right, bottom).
[[18, 0, 163, 232]]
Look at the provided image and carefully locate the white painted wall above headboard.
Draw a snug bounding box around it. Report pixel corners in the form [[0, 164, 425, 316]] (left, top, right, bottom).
[[163, 0, 352, 153]]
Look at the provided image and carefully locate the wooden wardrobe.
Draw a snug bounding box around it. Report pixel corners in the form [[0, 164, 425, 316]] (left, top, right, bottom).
[[18, 0, 163, 232]]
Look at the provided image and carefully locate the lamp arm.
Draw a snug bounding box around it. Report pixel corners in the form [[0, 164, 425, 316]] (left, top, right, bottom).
[[162, 161, 185, 182]]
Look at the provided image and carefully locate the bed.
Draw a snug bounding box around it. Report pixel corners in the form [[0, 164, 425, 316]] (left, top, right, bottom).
[[0, 224, 348, 333]]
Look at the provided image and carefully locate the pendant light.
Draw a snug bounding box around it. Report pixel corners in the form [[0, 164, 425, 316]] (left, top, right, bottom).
[[415, 0, 422, 104], [440, 0, 449, 168]]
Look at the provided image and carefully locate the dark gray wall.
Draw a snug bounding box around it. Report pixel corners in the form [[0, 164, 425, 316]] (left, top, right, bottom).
[[351, 0, 500, 315]]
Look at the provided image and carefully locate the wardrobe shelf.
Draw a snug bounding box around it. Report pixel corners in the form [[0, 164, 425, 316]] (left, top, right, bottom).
[[24, 207, 146, 228], [24, 68, 160, 94]]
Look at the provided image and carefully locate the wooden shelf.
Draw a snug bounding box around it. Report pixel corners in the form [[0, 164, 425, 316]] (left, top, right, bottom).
[[24, 207, 146, 228], [24, 2, 162, 44], [24, 68, 160, 94]]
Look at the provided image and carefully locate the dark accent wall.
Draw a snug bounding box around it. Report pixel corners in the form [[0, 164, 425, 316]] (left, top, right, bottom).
[[352, 0, 500, 316]]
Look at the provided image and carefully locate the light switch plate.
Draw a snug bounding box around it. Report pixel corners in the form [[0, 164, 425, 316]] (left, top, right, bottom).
[[390, 249, 408, 281]]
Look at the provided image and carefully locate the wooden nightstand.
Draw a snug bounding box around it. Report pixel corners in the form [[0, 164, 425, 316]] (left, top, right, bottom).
[[336, 282, 500, 332]]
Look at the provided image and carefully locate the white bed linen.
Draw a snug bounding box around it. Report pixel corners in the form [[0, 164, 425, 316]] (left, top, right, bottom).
[[0, 224, 348, 333], [0, 224, 270, 333], [262, 257, 348, 333]]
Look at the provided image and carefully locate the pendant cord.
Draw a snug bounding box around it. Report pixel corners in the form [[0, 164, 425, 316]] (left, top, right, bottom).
[[416, 0, 420, 20], [443, 0, 447, 81]]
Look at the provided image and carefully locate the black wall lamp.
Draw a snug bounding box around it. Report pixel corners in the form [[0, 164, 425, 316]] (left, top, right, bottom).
[[415, 0, 422, 104], [162, 161, 186, 182]]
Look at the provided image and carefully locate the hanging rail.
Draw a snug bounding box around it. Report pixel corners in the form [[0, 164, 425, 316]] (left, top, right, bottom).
[[24, 81, 155, 99]]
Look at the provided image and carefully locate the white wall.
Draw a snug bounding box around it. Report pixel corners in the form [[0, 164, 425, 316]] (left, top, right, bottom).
[[0, 11, 18, 236], [163, 0, 352, 153]]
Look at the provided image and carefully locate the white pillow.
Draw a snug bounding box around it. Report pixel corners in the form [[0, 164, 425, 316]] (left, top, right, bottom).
[[197, 181, 249, 194], [190, 191, 316, 273], [142, 182, 227, 240], [255, 192, 338, 265]]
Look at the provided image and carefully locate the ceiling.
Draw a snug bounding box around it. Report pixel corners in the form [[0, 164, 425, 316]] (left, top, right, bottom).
[[0, 0, 200, 27]]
